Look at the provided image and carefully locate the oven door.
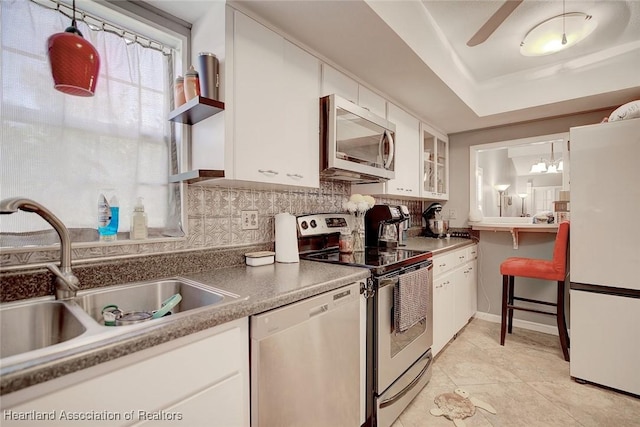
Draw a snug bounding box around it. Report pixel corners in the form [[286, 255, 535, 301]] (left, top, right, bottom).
[[376, 261, 433, 394]]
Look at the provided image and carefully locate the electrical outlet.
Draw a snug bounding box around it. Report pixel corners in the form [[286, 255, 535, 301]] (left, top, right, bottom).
[[241, 210, 259, 230], [449, 209, 458, 219]]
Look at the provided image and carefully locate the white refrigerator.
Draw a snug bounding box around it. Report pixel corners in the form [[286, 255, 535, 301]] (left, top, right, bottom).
[[569, 118, 640, 396]]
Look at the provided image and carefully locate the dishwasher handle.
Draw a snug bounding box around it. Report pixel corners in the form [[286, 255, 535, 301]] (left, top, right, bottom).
[[250, 282, 361, 340], [309, 303, 329, 317]]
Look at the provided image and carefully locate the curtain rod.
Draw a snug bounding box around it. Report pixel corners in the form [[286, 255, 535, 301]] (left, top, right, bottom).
[[30, 0, 173, 56]]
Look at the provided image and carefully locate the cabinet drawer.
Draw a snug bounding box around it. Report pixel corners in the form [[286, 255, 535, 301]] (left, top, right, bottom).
[[433, 247, 467, 276], [467, 244, 478, 260]]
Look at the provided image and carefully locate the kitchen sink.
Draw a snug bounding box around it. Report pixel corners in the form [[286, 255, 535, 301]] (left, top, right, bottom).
[[1, 278, 245, 370], [74, 279, 234, 325], [0, 300, 86, 359]]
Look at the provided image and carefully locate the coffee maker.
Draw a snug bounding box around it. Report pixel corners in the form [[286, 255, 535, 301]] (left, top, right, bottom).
[[422, 202, 448, 238], [364, 205, 408, 249]]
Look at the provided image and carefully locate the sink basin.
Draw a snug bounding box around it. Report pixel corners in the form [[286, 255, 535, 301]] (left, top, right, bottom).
[[0, 300, 86, 359], [1, 278, 244, 370], [75, 279, 233, 325]]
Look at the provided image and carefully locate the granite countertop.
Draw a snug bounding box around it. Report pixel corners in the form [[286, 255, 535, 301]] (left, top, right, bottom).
[[402, 236, 476, 255], [1, 260, 370, 395], [1, 236, 475, 395]]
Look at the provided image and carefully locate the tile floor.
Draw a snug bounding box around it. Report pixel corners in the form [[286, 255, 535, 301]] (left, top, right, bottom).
[[394, 318, 640, 427]]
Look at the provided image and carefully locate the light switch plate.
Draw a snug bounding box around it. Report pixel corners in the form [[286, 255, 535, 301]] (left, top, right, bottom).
[[241, 210, 259, 230]]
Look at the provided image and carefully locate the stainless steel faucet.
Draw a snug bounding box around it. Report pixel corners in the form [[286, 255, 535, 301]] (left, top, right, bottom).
[[0, 198, 79, 300]]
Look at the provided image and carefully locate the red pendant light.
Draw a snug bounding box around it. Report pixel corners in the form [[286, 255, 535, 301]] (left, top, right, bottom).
[[47, 0, 100, 96]]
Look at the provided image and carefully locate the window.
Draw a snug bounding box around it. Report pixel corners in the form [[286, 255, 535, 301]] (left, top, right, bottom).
[[0, 0, 187, 245]]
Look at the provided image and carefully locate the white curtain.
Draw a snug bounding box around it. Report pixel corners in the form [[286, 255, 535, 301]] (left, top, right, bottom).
[[0, 0, 177, 239]]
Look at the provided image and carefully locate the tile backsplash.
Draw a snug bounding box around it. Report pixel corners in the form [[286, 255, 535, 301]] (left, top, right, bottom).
[[0, 181, 424, 268], [187, 181, 424, 247]]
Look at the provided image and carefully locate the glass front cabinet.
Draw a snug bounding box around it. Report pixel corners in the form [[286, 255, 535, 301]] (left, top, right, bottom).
[[421, 123, 449, 200]]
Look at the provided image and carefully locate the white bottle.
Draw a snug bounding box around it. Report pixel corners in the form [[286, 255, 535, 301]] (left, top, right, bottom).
[[130, 197, 148, 240]]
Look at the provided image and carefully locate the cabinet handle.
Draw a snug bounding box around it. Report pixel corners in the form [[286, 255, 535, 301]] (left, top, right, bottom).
[[435, 284, 443, 289], [287, 173, 303, 179], [443, 281, 450, 285], [439, 263, 446, 267], [396, 187, 404, 191], [258, 169, 279, 176], [459, 256, 465, 260]]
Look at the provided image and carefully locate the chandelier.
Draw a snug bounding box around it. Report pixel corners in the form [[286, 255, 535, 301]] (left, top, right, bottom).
[[529, 143, 563, 174]]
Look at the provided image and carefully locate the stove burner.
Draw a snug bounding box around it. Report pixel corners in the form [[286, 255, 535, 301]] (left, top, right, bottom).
[[301, 247, 431, 276]]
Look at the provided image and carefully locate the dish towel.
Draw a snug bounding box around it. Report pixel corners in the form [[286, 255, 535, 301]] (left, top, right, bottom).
[[394, 267, 430, 333]]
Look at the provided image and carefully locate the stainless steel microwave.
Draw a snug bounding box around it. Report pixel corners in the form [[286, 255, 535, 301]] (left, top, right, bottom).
[[320, 94, 396, 183]]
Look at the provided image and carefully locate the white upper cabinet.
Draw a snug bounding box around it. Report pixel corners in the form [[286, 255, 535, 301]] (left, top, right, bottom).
[[321, 64, 386, 119], [188, 8, 319, 188], [232, 11, 319, 188], [357, 85, 386, 119], [321, 64, 359, 104], [233, 11, 320, 187], [422, 123, 449, 200], [386, 104, 420, 196]]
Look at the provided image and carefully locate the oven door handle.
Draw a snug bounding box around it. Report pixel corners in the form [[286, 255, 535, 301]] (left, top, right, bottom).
[[379, 353, 433, 409]]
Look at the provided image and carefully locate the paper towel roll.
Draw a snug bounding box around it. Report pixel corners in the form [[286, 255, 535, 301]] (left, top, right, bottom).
[[275, 213, 299, 263]]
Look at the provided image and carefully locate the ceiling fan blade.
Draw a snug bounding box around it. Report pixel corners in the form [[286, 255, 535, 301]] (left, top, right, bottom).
[[467, 0, 523, 47]]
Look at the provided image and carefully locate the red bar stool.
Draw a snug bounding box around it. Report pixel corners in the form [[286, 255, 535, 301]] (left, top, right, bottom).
[[500, 221, 570, 361]]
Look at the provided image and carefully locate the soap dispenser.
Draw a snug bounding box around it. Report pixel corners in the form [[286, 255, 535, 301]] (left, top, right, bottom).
[[130, 197, 148, 240]]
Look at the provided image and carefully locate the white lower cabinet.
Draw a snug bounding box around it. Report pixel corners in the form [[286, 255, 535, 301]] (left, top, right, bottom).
[[432, 245, 478, 356], [1, 318, 250, 427], [433, 270, 455, 356]]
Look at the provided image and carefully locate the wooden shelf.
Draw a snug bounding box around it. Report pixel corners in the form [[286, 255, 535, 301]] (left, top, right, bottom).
[[169, 169, 225, 184], [470, 222, 558, 249], [168, 96, 225, 125]]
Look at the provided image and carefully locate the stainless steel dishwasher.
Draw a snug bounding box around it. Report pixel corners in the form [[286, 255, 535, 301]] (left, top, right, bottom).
[[250, 282, 362, 427]]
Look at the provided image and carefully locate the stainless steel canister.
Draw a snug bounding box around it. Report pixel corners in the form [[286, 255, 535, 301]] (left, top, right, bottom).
[[197, 52, 219, 100]]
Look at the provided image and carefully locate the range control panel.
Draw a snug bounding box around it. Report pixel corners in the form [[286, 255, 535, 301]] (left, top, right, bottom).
[[297, 213, 353, 237]]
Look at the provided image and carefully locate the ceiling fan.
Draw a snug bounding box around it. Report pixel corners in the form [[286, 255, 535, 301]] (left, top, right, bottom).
[[467, 0, 524, 47]]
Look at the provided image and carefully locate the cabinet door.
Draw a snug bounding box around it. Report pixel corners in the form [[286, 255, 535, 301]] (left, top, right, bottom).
[[2, 319, 250, 427], [134, 373, 246, 427], [436, 137, 449, 199], [421, 123, 449, 200], [358, 85, 386, 119], [282, 40, 320, 187], [433, 271, 454, 356], [385, 103, 420, 197], [233, 12, 285, 184], [452, 266, 469, 333], [465, 259, 478, 317], [321, 64, 358, 104], [233, 12, 319, 188]]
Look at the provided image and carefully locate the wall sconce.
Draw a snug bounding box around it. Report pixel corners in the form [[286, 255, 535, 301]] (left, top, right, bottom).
[[494, 184, 510, 217], [518, 193, 528, 217]]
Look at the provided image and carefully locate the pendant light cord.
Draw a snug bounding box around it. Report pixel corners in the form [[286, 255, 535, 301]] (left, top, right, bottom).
[[71, 0, 76, 28], [31, 0, 172, 56], [562, 0, 567, 45]]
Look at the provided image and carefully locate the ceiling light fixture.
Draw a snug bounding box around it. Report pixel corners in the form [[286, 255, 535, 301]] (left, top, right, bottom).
[[529, 143, 563, 174], [520, 5, 597, 57]]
